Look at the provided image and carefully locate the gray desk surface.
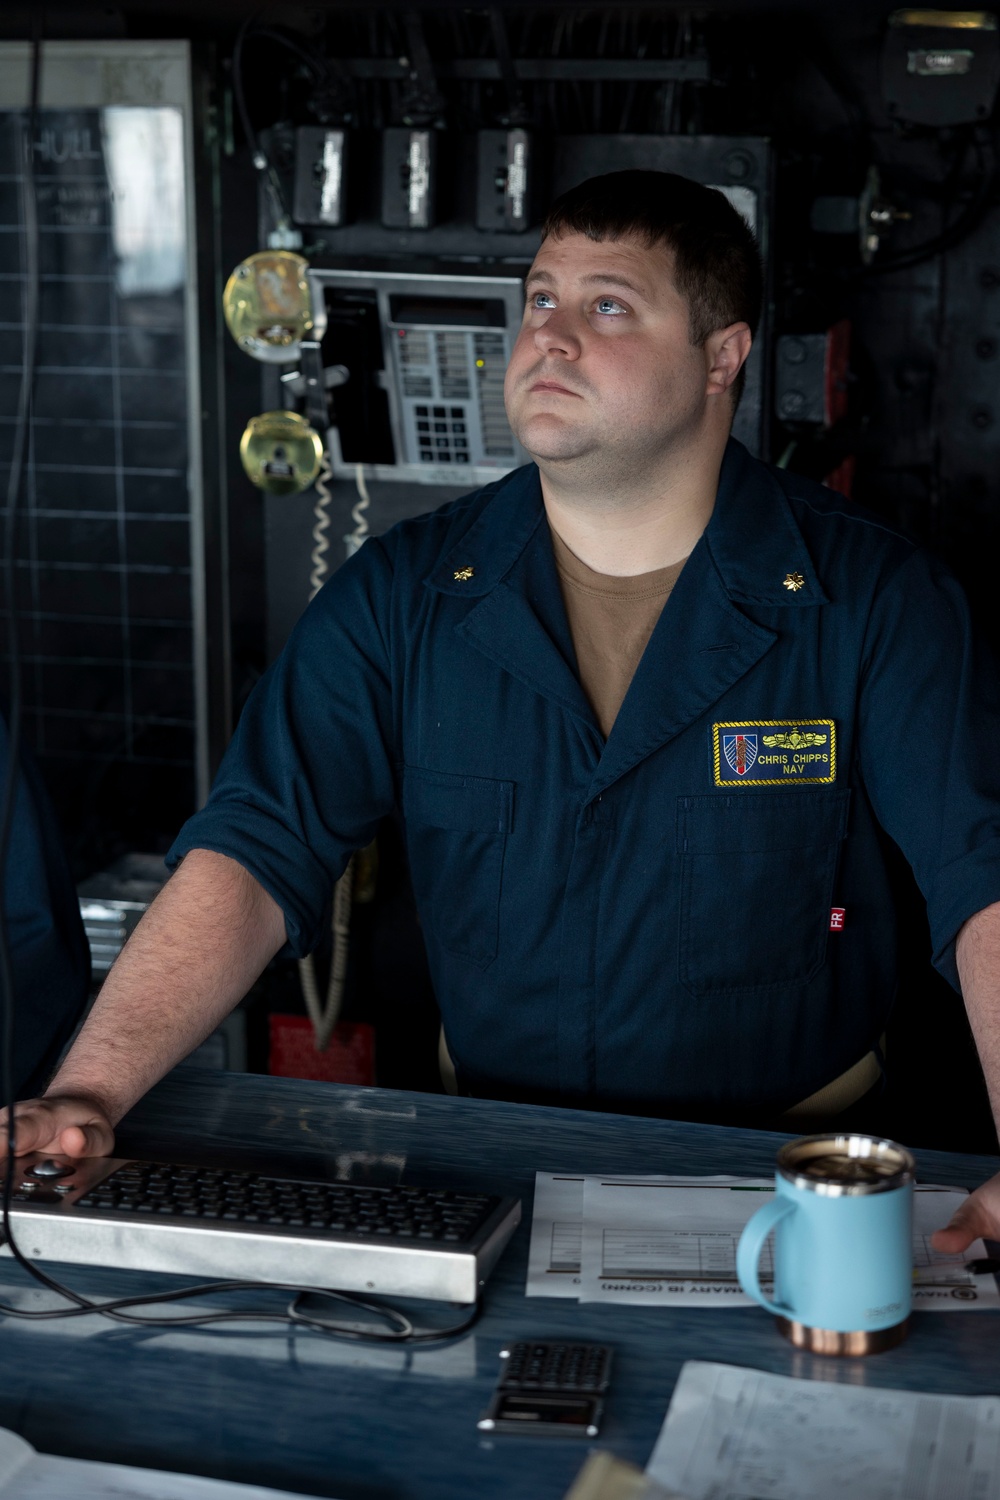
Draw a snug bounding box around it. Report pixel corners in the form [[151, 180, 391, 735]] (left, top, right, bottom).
[[1, 1071, 999, 1500]]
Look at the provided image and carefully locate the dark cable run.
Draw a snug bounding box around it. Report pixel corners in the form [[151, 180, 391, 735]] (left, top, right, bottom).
[[231, 14, 294, 227]]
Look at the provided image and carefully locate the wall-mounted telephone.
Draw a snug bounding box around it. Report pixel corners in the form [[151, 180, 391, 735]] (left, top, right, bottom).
[[305, 268, 529, 485]]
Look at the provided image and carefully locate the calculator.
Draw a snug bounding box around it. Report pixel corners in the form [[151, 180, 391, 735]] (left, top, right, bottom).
[[477, 1341, 613, 1437]]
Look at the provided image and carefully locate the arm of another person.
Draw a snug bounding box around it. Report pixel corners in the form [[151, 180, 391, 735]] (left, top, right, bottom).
[[0, 848, 286, 1158], [931, 901, 1000, 1252]]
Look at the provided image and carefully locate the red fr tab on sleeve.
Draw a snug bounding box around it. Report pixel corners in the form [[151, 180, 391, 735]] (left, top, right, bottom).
[[829, 907, 846, 931]]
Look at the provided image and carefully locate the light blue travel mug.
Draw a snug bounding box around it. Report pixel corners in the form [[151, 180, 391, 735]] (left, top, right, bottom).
[[736, 1133, 916, 1354]]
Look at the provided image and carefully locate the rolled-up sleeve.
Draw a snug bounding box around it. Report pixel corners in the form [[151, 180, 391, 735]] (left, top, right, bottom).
[[858, 548, 1000, 988], [167, 538, 398, 957]]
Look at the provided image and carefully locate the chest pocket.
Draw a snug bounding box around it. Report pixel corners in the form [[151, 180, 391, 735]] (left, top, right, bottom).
[[676, 789, 851, 996], [402, 767, 515, 969]]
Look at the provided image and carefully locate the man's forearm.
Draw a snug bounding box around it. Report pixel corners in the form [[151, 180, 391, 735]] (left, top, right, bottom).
[[46, 849, 287, 1125], [956, 900, 1000, 1131]]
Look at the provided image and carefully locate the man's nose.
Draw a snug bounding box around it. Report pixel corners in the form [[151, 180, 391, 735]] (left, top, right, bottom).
[[533, 308, 582, 359]]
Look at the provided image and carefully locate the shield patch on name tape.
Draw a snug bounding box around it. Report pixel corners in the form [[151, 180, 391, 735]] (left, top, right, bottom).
[[723, 733, 758, 777], [713, 720, 837, 786]]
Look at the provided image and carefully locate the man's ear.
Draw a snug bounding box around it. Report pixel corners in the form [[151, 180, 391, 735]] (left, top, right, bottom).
[[706, 322, 752, 397]]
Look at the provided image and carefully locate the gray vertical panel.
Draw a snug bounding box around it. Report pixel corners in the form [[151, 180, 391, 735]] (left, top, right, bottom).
[[0, 41, 207, 831]]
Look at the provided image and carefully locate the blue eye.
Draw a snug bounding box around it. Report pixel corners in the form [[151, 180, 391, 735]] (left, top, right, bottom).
[[596, 297, 626, 316], [532, 292, 556, 309]]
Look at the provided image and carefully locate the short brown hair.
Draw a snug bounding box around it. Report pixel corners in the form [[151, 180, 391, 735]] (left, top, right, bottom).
[[541, 169, 762, 400]]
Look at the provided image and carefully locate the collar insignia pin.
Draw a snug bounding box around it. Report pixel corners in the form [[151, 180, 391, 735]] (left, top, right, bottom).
[[783, 571, 805, 592], [453, 566, 475, 582]]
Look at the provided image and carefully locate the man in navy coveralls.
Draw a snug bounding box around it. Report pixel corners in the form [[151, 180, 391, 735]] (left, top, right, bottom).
[[5, 171, 1000, 1252]]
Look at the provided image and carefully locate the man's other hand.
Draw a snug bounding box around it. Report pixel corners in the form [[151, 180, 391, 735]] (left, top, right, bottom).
[[930, 1170, 1000, 1254], [0, 1095, 115, 1160]]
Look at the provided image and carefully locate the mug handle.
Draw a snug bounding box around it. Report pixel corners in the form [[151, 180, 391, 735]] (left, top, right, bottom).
[[736, 1197, 796, 1317]]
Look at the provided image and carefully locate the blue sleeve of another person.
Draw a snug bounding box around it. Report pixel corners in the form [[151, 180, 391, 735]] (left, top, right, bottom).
[[1, 712, 90, 1102], [167, 538, 398, 956]]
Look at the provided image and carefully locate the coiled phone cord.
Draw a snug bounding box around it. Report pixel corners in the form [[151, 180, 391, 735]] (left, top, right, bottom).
[[297, 459, 373, 1049]]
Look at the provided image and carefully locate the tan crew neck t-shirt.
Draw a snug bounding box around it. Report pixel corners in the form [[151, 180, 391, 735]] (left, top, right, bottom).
[[550, 526, 688, 739]]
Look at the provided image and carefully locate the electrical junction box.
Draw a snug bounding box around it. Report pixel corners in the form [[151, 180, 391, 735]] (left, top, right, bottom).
[[476, 129, 533, 232], [381, 128, 437, 229], [293, 126, 349, 227], [882, 9, 1000, 125]]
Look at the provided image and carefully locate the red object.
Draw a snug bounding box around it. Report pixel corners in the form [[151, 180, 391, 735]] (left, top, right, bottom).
[[823, 454, 856, 499], [829, 908, 846, 932], [824, 319, 851, 427], [268, 1015, 375, 1084]]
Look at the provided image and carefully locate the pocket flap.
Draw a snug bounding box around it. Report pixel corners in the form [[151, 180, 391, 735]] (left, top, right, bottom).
[[403, 767, 514, 835], [676, 789, 851, 855]]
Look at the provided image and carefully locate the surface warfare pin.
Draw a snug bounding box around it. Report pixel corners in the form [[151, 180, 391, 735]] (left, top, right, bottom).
[[713, 720, 837, 786]]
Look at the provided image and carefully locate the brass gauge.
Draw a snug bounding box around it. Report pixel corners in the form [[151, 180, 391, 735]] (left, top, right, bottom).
[[223, 250, 313, 363], [239, 411, 324, 496]]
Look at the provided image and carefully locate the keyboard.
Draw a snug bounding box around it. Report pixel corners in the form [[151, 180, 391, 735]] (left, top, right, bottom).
[[3, 1154, 521, 1304]]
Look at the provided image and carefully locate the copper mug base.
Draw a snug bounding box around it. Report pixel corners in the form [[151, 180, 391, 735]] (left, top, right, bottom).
[[776, 1314, 910, 1356]]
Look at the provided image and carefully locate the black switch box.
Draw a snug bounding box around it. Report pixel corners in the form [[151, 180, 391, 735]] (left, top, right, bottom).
[[293, 127, 349, 227], [882, 15, 1000, 126], [381, 128, 437, 229], [476, 129, 533, 233]]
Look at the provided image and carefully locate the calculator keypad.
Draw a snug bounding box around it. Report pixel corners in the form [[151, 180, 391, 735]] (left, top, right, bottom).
[[499, 1341, 612, 1394]]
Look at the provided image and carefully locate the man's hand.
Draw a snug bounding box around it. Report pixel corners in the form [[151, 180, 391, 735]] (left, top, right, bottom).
[[0, 1094, 116, 1160], [930, 1169, 1000, 1254], [939, 907, 1000, 1253]]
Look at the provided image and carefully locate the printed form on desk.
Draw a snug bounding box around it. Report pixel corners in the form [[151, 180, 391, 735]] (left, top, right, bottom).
[[0, 1427, 330, 1500], [647, 1361, 1000, 1500], [527, 1173, 1000, 1309]]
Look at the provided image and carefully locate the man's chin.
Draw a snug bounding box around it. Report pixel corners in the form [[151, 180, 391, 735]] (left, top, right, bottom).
[[512, 421, 597, 466]]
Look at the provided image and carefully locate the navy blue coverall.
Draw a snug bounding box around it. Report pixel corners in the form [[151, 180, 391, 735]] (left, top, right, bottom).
[[169, 440, 1000, 1116], [2, 711, 89, 1104]]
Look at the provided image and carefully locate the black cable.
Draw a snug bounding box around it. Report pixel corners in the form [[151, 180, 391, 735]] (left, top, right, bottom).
[[289, 1290, 483, 1344], [488, 8, 528, 127], [0, 1266, 482, 1343], [862, 132, 998, 276], [399, 10, 445, 128], [231, 15, 293, 228]]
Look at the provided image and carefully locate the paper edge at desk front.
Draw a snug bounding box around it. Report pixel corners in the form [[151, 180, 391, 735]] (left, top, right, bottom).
[[0, 1430, 33, 1494], [3, 1451, 329, 1500]]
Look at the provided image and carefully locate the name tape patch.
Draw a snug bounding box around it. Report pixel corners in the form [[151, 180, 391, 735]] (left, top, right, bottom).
[[713, 719, 837, 786]]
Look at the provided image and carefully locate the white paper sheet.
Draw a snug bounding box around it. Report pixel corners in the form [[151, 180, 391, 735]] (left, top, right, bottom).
[[0, 1432, 33, 1494], [647, 1361, 1000, 1500], [3, 1454, 327, 1500], [526, 1174, 751, 1299], [580, 1176, 774, 1307], [527, 1172, 1000, 1310], [526, 1173, 588, 1298]]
